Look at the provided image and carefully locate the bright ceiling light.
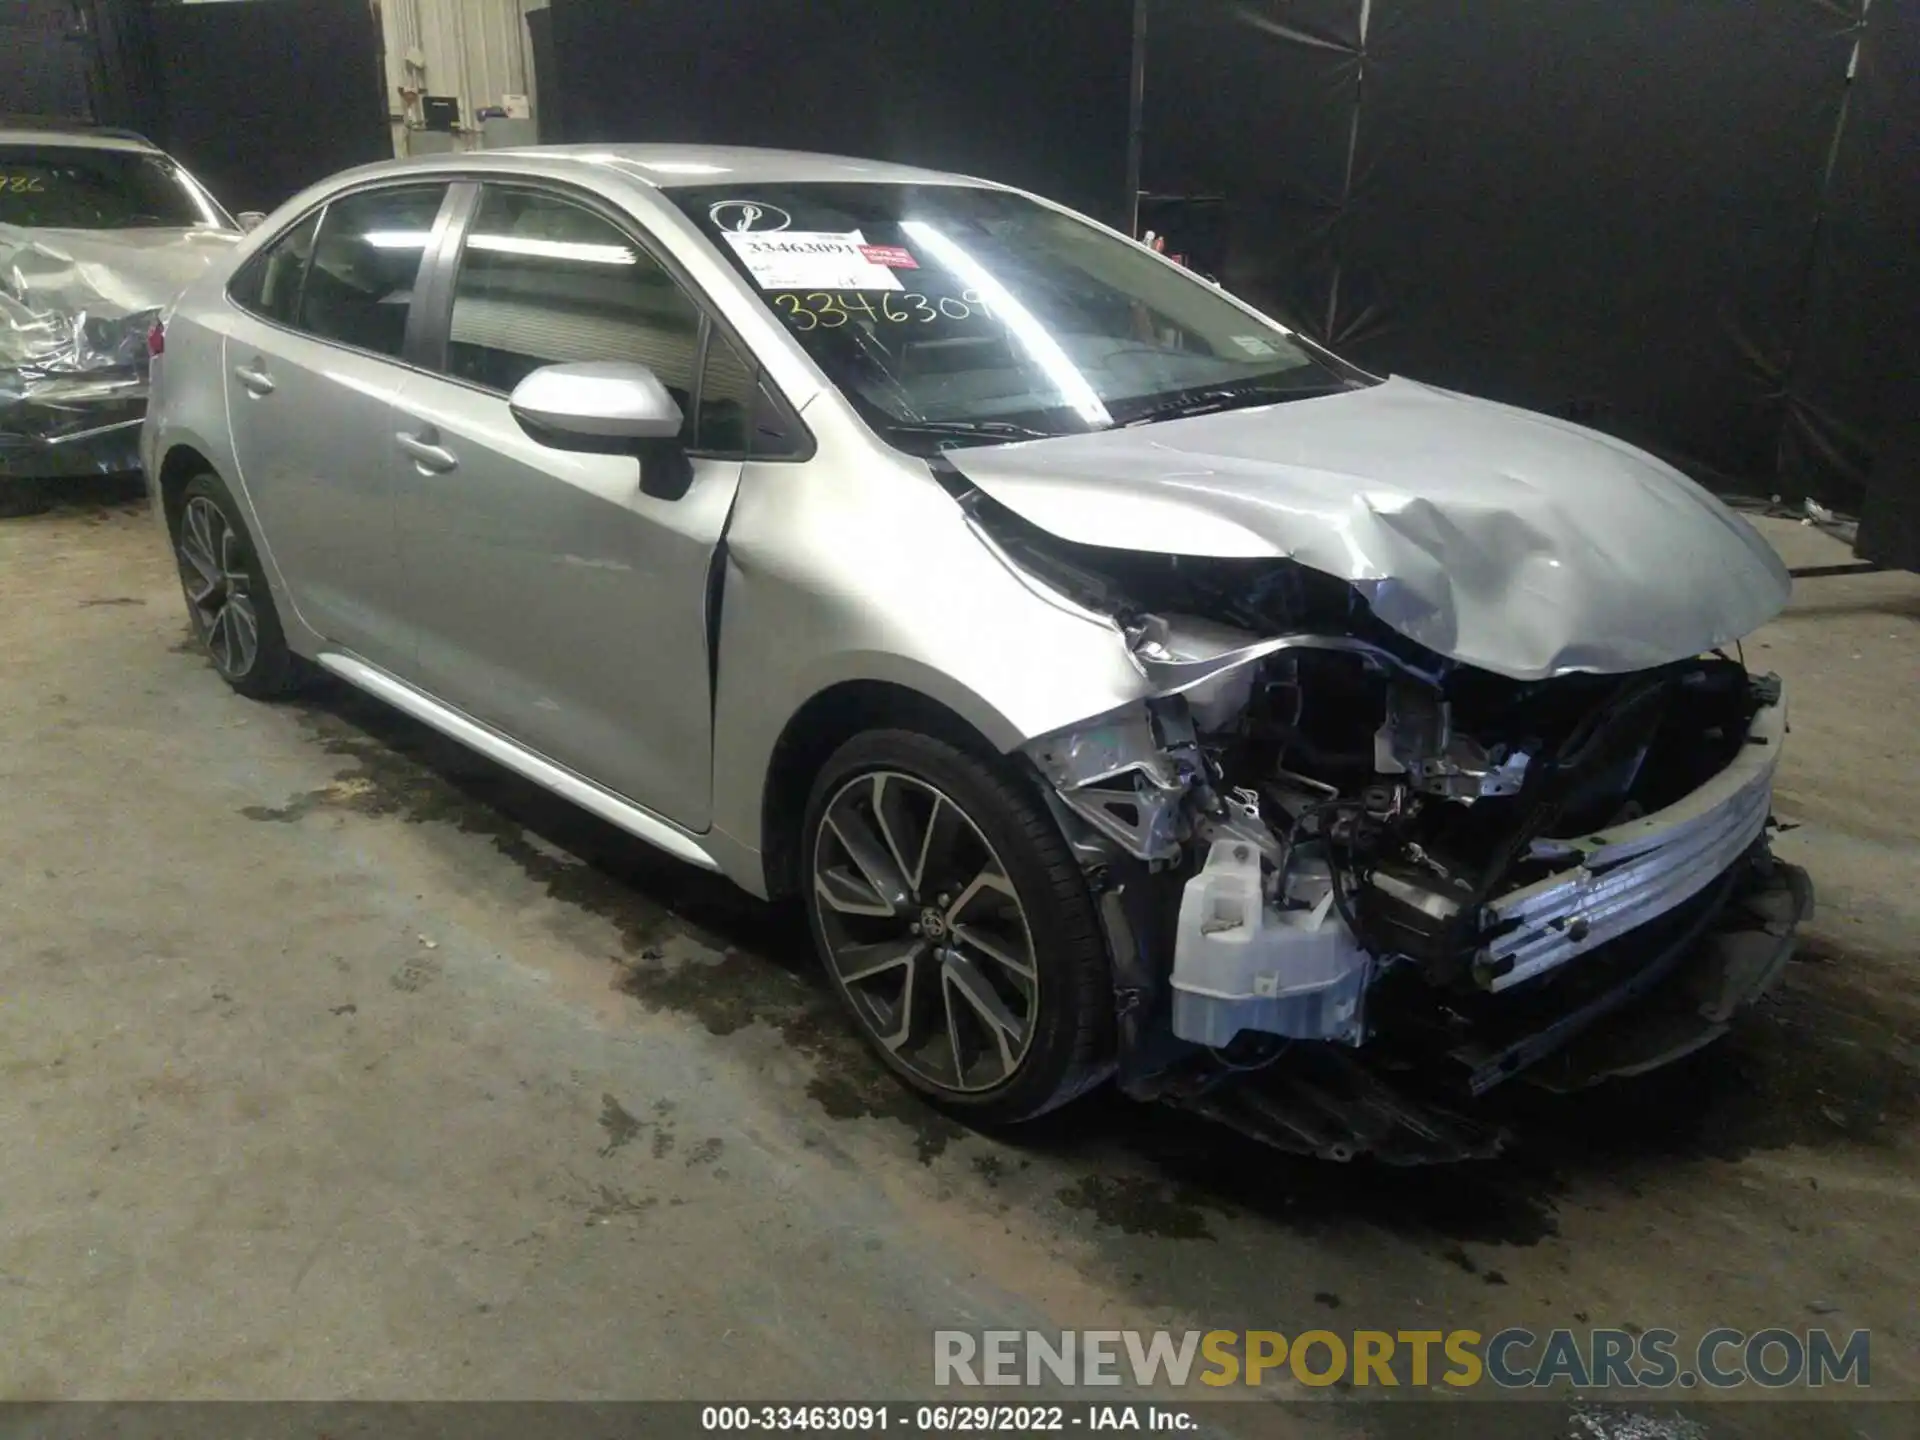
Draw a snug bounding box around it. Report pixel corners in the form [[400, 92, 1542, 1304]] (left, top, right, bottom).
[[360, 231, 636, 265], [362, 230, 431, 248], [467, 234, 636, 265]]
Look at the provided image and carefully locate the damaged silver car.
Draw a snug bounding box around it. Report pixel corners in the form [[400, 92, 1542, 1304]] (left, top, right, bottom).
[[3, 122, 240, 504], [141, 146, 1811, 1161]]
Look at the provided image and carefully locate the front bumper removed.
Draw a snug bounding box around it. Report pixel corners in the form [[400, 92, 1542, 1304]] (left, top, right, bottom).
[[1155, 845, 1812, 1165], [1165, 685, 1792, 1049]]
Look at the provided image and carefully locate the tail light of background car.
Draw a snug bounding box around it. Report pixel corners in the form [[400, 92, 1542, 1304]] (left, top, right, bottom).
[[147, 321, 165, 358]]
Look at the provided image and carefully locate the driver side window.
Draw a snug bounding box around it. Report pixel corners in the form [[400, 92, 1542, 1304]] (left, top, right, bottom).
[[445, 186, 703, 442]]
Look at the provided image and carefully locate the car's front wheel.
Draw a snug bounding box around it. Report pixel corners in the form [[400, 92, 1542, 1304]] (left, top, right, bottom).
[[801, 729, 1115, 1124], [171, 471, 303, 699]]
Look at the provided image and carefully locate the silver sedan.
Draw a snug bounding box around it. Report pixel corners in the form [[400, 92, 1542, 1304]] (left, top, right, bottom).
[[141, 145, 1810, 1159]]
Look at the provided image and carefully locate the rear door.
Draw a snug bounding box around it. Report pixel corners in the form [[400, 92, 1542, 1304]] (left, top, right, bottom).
[[389, 183, 754, 830], [223, 180, 454, 668]]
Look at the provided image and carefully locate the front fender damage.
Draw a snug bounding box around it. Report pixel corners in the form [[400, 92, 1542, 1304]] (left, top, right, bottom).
[[1010, 555, 1812, 1165]]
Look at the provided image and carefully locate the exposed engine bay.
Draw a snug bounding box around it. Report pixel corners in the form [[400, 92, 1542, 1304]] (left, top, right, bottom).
[[972, 493, 1814, 1163]]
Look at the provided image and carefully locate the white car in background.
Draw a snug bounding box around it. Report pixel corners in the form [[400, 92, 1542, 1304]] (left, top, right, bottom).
[[1, 120, 245, 510]]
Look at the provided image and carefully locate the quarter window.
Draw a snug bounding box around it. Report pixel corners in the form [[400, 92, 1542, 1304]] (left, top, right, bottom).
[[445, 187, 703, 439], [695, 330, 755, 454], [295, 183, 449, 359], [230, 210, 320, 326]]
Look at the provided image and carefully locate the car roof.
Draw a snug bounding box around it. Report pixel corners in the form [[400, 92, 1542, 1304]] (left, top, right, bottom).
[[350, 143, 1001, 192], [0, 124, 161, 153]]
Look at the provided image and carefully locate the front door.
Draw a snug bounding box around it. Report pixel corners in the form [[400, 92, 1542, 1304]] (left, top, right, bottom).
[[223, 181, 451, 669], [391, 185, 749, 831]]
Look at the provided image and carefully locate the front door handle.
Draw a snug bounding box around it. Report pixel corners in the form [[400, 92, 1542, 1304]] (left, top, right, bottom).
[[232, 363, 275, 396], [396, 430, 458, 473]]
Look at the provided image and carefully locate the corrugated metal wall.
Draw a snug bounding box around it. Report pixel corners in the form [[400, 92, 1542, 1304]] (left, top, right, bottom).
[[380, 0, 537, 153]]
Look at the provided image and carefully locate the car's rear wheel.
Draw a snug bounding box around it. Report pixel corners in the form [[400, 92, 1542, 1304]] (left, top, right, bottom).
[[801, 729, 1115, 1124], [171, 472, 302, 698]]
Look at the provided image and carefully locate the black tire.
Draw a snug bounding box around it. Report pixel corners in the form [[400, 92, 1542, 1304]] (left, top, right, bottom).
[[0, 479, 50, 518], [801, 728, 1115, 1124], [170, 471, 304, 699]]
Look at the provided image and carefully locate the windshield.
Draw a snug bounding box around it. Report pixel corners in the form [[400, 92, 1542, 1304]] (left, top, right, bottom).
[[0, 146, 229, 230], [669, 182, 1359, 451]]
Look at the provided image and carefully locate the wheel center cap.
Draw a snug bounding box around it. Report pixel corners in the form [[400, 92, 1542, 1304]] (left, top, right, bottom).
[[918, 906, 948, 941]]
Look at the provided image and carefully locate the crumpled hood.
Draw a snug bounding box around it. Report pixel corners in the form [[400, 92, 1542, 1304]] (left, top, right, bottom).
[[3, 225, 239, 406], [944, 377, 1791, 680], [3, 225, 239, 314]]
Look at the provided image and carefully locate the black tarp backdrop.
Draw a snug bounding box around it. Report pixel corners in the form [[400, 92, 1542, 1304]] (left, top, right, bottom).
[[1145, 0, 1863, 489], [11, 0, 1905, 563], [1139, 0, 1364, 337], [1791, 0, 1920, 567], [524, 4, 562, 145], [1863, 370, 1920, 570], [541, 0, 1135, 230], [1346, 1, 1858, 489], [0, 1, 98, 120], [147, 0, 389, 215], [82, 0, 164, 136], [1142, 0, 1917, 567]]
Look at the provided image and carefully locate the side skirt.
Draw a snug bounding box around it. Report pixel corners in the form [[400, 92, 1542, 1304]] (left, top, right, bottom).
[[314, 651, 723, 874]]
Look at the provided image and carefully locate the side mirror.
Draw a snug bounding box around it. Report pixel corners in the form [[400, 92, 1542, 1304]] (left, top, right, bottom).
[[237, 211, 267, 232], [508, 361, 685, 452]]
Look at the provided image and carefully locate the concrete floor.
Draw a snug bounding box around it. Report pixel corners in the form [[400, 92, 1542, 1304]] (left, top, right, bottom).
[[2, 481, 1914, 1432]]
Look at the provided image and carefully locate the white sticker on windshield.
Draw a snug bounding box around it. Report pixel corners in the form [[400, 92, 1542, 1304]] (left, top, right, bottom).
[[1231, 334, 1279, 357], [723, 230, 905, 291]]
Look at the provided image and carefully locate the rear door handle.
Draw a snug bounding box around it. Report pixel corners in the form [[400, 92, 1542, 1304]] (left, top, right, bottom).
[[395, 430, 458, 473], [232, 363, 274, 396]]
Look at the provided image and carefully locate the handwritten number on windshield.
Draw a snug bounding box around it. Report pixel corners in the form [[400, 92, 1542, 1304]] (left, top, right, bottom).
[[773, 289, 993, 329], [773, 293, 817, 331], [884, 292, 937, 323]]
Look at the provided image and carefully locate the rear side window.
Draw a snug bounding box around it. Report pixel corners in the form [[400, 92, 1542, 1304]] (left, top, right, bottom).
[[445, 186, 703, 436], [294, 184, 449, 359], [229, 211, 320, 325]]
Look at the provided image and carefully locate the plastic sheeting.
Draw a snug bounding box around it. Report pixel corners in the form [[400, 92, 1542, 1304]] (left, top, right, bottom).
[[1, 223, 236, 477]]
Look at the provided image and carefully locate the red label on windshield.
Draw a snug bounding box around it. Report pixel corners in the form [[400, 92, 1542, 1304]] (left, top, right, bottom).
[[860, 244, 919, 269]]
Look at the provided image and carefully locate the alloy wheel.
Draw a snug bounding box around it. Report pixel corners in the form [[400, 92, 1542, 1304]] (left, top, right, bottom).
[[176, 495, 259, 679], [813, 770, 1040, 1094]]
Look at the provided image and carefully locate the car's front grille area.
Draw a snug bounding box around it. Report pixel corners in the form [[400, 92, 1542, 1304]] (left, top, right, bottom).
[[1479, 687, 1787, 989]]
